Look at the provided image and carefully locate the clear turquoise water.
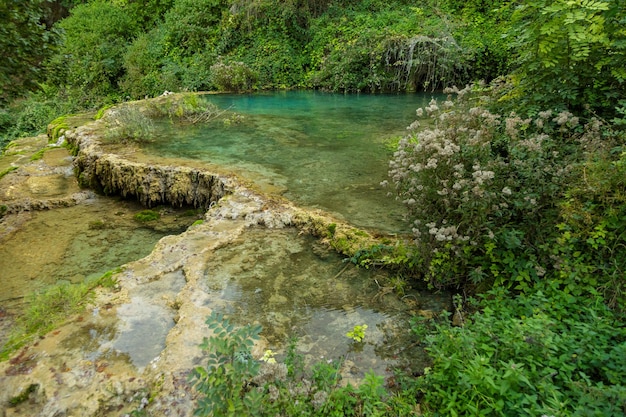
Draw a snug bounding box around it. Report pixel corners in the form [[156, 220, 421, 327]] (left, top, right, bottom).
[[147, 91, 436, 232]]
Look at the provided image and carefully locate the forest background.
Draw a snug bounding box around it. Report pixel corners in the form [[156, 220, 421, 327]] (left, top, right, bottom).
[[1, 0, 626, 415]]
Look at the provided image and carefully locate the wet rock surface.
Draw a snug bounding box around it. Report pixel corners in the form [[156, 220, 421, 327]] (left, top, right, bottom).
[[0, 185, 321, 416], [1, 186, 441, 416], [0, 135, 202, 311], [0, 134, 94, 215]]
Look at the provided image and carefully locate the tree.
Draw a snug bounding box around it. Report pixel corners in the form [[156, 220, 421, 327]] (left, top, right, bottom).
[[0, 0, 57, 101], [114, 0, 175, 29], [509, 0, 626, 115], [48, 1, 140, 101]]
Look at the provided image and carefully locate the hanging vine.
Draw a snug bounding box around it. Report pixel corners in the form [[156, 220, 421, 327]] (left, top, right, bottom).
[[382, 35, 468, 92]]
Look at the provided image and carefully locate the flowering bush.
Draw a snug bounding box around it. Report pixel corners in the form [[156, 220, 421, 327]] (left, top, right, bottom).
[[385, 84, 606, 289]]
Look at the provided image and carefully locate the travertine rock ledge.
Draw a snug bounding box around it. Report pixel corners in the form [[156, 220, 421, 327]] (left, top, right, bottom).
[[0, 100, 412, 417], [51, 105, 381, 255], [64, 118, 230, 209]]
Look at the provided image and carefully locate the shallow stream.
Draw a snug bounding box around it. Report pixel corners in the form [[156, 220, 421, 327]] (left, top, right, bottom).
[[53, 227, 448, 377], [200, 227, 449, 377]]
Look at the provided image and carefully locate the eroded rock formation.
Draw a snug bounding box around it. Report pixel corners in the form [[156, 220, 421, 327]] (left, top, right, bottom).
[[66, 119, 230, 209]]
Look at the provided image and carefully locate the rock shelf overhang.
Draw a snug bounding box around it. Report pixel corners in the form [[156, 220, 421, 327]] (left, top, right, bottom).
[[49, 102, 384, 253], [66, 121, 230, 209]]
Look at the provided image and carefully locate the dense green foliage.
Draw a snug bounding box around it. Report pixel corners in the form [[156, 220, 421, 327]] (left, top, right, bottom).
[[1, 0, 515, 148], [418, 286, 626, 416], [381, 7, 626, 410], [49, 1, 140, 103], [0, 0, 60, 101], [508, 0, 626, 115]]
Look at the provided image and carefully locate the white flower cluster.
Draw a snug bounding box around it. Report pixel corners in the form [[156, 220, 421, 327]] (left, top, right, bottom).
[[425, 99, 440, 114], [504, 112, 531, 139], [425, 221, 469, 242], [387, 97, 501, 247], [554, 110, 579, 128], [386, 83, 607, 275], [518, 134, 548, 152]]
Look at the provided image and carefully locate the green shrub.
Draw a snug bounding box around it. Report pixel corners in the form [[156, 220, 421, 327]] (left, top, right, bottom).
[[160, 0, 225, 58], [0, 88, 75, 148], [452, 4, 514, 84], [210, 60, 257, 92], [124, 0, 174, 31], [550, 149, 626, 311], [121, 28, 172, 99], [121, 13, 221, 98], [119, 0, 225, 97], [190, 311, 263, 417], [144, 94, 228, 124], [103, 105, 155, 143], [385, 83, 607, 289], [246, 35, 305, 89], [418, 287, 626, 416], [48, 1, 139, 98], [190, 312, 420, 416]]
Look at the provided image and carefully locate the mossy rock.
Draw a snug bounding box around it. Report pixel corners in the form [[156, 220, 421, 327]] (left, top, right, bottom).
[[8, 384, 39, 406], [94, 104, 114, 120], [46, 113, 97, 144], [29, 148, 47, 161], [134, 209, 160, 222], [48, 118, 69, 144], [0, 166, 18, 180]]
